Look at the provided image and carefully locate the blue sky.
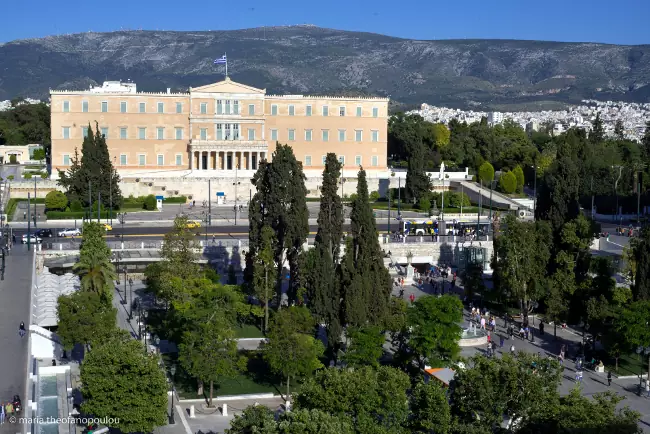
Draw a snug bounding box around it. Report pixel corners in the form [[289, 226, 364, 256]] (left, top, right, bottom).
[[1, 0, 648, 44]]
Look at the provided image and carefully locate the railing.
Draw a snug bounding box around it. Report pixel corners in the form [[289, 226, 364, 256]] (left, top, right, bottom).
[[39, 238, 251, 251], [382, 234, 493, 244]]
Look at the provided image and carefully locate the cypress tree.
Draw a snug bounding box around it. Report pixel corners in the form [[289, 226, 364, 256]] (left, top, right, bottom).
[[306, 153, 344, 350], [248, 145, 309, 306], [340, 168, 392, 327], [634, 227, 650, 301], [95, 125, 122, 210], [589, 112, 604, 144]]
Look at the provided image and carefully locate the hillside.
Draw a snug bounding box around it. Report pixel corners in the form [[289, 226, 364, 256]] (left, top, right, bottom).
[[1, 25, 649, 110]]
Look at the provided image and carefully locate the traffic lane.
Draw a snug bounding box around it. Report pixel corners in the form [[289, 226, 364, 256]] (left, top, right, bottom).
[[12, 223, 396, 238]]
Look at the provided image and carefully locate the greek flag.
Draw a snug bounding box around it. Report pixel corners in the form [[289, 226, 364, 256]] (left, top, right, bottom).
[[214, 54, 227, 64]]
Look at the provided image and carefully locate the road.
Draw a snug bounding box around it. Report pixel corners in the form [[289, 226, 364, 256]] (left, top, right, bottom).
[[0, 249, 32, 434]]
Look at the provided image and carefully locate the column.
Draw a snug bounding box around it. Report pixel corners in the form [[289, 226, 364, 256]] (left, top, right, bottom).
[[247, 152, 251, 170], [189, 151, 193, 170]]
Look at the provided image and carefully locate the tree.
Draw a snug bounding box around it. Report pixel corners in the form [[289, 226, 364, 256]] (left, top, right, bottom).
[[342, 326, 384, 368], [536, 156, 581, 231], [615, 300, 650, 382], [143, 194, 157, 210], [295, 365, 410, 434], [57, 123, 122, 208], [264, 307, 324, 399], [493, 215, 552, 317], [179, 315, 245, 407], [80, 335, 168, 433], [406, 295, 463, 369], [248, 145, 309, 305], [498, 170, 517, 194], [451, 353, 562, 430], [418, 197, 431, 213], [252, 225, 276, 332], [9, 154, 16, 164], [633, 226, 650, 300], [45, 190, 68, 210], [32, 148, 46, 160], [0, 101, 50, 147], [431, 123, 451, 148], [56, 291, 117, 351], [305, 153, 343, 351], [227, 405, 279, 434], [74, 222, 115, 301], [477, 161, 495, 184], [590, 111, 605, 144], [409, 379, 451, 434], [227, 407, 353, 434], [545, 251, 576, 338], [512, 165, 525, 193], [642, 120, 650, 160], [339, 168, 392, 328], [614, 119, 625, 140]]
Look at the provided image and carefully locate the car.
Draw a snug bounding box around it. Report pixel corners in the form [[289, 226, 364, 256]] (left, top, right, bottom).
[[34, 229, 53, 238], [58, 228, 81, 237], [22, 234, 42, 244], [102, 223, 112, 231], [185, 221, 201, 229]]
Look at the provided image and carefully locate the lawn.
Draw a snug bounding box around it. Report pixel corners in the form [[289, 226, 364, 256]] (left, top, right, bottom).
[[234, 323, 264, 338], [604, 352, 648, 377]]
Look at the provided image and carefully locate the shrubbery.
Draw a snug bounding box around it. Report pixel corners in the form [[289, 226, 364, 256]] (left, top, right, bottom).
[[143, 195, 157, 211]]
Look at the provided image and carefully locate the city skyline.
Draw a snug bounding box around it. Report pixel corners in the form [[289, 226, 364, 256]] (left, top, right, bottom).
[[1, 0, 649, 44]]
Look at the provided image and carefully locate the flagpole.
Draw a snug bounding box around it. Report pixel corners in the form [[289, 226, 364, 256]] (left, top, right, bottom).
[[225, 52, 228, 78]]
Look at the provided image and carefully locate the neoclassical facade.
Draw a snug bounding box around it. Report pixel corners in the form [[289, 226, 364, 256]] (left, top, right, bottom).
[[50, 78, 389, 178]]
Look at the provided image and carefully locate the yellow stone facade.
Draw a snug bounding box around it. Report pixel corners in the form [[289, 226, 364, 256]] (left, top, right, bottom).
[[50, 78, 389, 176]]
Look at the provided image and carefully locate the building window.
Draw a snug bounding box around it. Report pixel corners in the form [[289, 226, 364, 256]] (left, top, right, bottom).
[[248, 104, 255, 115], [216, 124, 223, 140], [175, 127, 183, 140], [306, 105, 312, 116], [225, 124, 231, 140], [289, 105, 295, 116], [138, 154, 146, 166], [139, 102, 146, 113], [305, 156, 312, 166], [356, 106, 362, 117], [157, 102, 164, 114], [200, 128, 207, 140], [305, 129, 312, 141], [62, 127, 70, 139], [339, 155, 345, 165], [355, 155, 362, 166], [63, 154, 70, 166], [120, 154, 127, 165], [82, 101, 88, 113], [217, 100, 223, 115], [157, 154, 164, 166], [371, 130, 379, 142], [322, 155, 327, 165], [233, 100, 239, 115], [138, 127, 146, 140], [270, 129, 278, 141], [175, 154, 182, 166], [82, 127, 88, 138], [322, 105, 329, 116], [157, 127, 164, 140], [355, 130, 362, 142], [322, 130, 329, 142], [200, 102, 207, 114], [271, 104, 278, 116], [372, 107, 379, 118], [120, 127, 127, 139], [233, 124, 239, 140], [339, 106, 346, 117], [288, 129, 295, 141], [248, 129, 255, 140], [100, 127, 108, 138], [338, 129, 346, 142], [63, 101, 70, 113], [371, 155, 379, 167], [176, 102, 182, 113], [120, 101, 127, 113], [225, 100, 231, 115], [101, 101, 108, 112]]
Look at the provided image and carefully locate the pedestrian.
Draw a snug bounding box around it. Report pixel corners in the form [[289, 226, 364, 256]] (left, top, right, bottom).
[[510, 343, 516, 355], [409, 293, 415, 305], [508, 324, 514, 339], [0, 402, 4, 424], [480, 316, 486, 330], [524, 327, 529, 340], [539, 320, 544, 336], [6, 402, 12, 416], [646, 381, 650, 398], [499, 335, 505, 348], [607, 371, 612, 387]]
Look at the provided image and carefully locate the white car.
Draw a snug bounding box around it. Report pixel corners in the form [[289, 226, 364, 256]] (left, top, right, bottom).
[[58, 228, 81, 237], [22, 234, 42, 244]]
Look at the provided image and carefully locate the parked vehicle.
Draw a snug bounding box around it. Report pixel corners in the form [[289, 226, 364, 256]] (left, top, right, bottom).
[[58, 228, 81, 237], [34, 229, 53, 238], [21, 234, 42, 244]]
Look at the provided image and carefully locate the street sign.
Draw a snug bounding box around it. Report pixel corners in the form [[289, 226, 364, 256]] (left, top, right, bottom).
[[216, 192, 225, 197]]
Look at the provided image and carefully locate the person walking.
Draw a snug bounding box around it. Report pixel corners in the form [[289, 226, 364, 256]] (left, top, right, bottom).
[[510, 343, 516, 355], [539, 320, 544, 336], [499, 335, 505, 348], [480, 316, 486, 330], [646, 381, 650, 398], [0, 402, 5, 424], [607, 371, 612, 387]]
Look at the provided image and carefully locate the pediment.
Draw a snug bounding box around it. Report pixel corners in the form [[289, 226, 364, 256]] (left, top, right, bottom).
[[191, 78, 265, 95]]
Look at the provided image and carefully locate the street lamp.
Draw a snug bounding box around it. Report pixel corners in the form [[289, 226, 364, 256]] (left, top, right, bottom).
[[202, 211, 209, 243], [128, 278, 134, 320], [531, 165, 538, 219], [233, 165, 240, 225], [612, 165, 624, 225], [169, 364, 177, 424]]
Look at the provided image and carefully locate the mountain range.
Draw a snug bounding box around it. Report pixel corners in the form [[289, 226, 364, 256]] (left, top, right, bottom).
[[1, 25, 649, 111]]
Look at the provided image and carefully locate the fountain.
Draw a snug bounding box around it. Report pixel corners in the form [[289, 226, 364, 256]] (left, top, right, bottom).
[[459, 322, 488, 347], [37, 375, 59, 434]]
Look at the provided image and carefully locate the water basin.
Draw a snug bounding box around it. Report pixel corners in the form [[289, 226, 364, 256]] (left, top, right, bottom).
[[39, 375, 57, 397], [38, 396, 58, 420]]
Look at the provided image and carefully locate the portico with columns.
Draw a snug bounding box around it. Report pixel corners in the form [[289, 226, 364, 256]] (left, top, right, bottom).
[[188, 142, 268, 171]]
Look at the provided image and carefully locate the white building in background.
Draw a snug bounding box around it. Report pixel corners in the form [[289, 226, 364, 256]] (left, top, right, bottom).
[[89, 80, 137, 94], [488, 112, 504, 125]]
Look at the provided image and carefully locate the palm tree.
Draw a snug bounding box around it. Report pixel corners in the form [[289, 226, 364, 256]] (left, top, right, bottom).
[[73, 250, 117, 300]]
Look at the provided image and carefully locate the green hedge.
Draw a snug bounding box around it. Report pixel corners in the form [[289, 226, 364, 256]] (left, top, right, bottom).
[[46, 211, 113, 220], [122, 195, 186, 207]]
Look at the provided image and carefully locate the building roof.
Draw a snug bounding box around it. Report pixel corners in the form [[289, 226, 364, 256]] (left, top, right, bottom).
[[424, 367, 455, 385]]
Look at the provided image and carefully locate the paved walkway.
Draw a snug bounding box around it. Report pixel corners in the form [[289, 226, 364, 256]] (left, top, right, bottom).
[[0, 248, 33, 434]]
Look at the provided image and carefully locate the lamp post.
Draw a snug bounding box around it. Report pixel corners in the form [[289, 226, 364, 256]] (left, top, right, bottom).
[[128, 278, 134, 320], [169, 364, 177, 424], [33, 178, 37, 228], [488, 180, 496, 238], [612, 165, 624, 225], [531, 165, 538, 218], [202, 211, 209, 243], [233, 165, 240, 225], [340, 177, 346, 201], [110, 156, 115, 226]]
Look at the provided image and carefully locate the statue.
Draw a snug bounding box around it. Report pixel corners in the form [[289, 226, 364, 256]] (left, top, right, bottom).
[[439, 162, 446, 180]]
